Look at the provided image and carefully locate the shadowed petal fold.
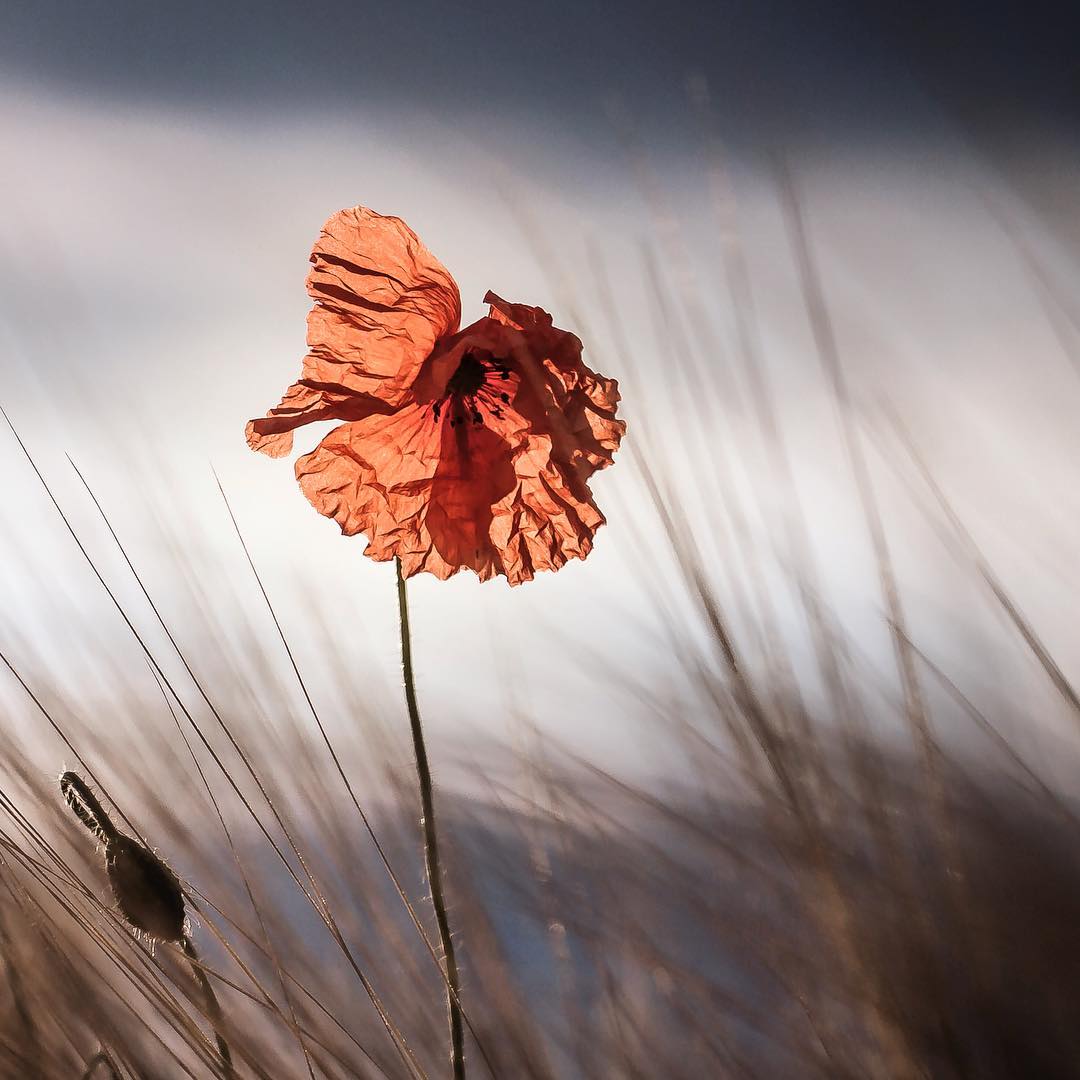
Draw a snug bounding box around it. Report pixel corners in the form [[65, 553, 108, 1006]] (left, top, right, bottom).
[[484, 291, 625, 476]]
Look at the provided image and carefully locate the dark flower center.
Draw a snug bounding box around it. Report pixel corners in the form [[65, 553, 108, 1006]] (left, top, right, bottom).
[[446, 352, 487, 398], [433, 351, 512, 428]]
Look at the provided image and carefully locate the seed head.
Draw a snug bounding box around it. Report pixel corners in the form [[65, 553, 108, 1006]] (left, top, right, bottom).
[[106, 835, 186, 943], [60, 771, 186, 943]]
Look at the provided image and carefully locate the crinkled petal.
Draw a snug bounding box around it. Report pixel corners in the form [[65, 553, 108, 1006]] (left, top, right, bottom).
[[307, 208, 461, 391], [490, 431, 609, 585], [246, 380, 394, 457], [485, 292, 626, 477], [293, 385, 613, 585], [563, 369, 624, 474], [295, 407, 516, 581], [247, 207, 460, 456]]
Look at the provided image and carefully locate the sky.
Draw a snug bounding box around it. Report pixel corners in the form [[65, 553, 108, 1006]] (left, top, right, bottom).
[[2, 1, 1079, 789]]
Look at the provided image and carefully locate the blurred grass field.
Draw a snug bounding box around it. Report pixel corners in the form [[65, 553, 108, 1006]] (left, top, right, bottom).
[[3, 62, 1080, 1078]]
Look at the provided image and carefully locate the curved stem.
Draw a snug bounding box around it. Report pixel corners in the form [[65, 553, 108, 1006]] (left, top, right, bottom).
[[395, 558, 465, 1080], [182, 935, 234, 1078]]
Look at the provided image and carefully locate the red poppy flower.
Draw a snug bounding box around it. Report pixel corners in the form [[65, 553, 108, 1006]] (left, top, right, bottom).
[[246, 206, 624, 585]]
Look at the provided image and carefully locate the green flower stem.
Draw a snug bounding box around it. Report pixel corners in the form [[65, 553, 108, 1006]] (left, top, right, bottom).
[[395, 558, 465, 1080]]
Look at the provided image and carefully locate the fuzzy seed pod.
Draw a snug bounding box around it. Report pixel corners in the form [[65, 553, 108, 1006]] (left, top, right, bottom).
[[105, 835, 186, 944], [60, 772, 231, 1073], [60, 772, 185, 943]]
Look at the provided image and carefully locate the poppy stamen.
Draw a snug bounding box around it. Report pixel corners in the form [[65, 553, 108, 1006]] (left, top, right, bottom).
[[446, 352, 487, 398], [435, 351, 513, 432]]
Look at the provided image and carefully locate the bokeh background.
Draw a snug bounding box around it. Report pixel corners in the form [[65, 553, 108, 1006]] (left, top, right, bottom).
[[2, 4, 1080, 1076]]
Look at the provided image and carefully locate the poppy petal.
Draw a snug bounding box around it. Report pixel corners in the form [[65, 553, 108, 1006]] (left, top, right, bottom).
[[294, 405, 517, 581], [245, 380, 395, 457], [294, 400, 613, 585], [247, 207, 461, 456], [484, 292, 626, 476], [490, 431, 609, 585]]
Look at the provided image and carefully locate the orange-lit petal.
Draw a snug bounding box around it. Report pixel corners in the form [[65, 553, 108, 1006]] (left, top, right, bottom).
[[247, 207, 460, 456], [485, 292, 625, 476], [307, 208, 461, 391], [295, 405, 517, 581], [490, 432, 608, 585], [246, 380, 393, 457], [294, 389, 614, 585]]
